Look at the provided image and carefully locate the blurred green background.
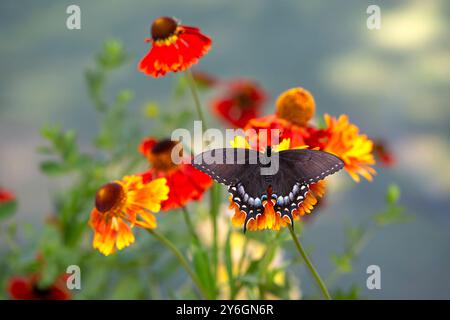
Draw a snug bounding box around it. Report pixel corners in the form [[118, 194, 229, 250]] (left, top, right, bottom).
[[0, 0, 449, 298]]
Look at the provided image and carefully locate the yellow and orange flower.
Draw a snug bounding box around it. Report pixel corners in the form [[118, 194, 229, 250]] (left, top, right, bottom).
[[320, 114, 376, 182], [211, 79, 267, 128], [229, 137, 327, 231], [245, 87, 376, 182], [140, 137, 212, 211], [138, 16, 212, 77], [90, 175, 169, 256]]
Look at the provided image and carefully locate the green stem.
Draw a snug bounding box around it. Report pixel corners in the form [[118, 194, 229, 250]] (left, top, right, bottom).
[[210, 184, 220, 279], [181, 206, 201, 246], [185, 69, 220, 281], [146, 229, 207, 299], [185, 69, 223, 299], [288, 227, 332, 300], [185, 70, 208, 129]]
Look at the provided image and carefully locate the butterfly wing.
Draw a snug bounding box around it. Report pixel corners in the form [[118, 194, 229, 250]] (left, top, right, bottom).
[[272, 149, 345, 195], [192, 148, 269, 231], [262, 149, 344, 225], [192, 148, 344, 231], [192, 148, 261, 186]]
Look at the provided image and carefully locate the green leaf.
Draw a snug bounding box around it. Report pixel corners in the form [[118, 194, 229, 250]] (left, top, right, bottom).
[[0, 200, 17, 220], [386, 184, 401, 204], [333, 285, 361, 300], [373, 205, 411, 226], [192, 244, 216, 299], [331, 253, 353, 273], [97, 39, 128, 70], [224, 230, 235, 293], [40, 161, 69, 175]]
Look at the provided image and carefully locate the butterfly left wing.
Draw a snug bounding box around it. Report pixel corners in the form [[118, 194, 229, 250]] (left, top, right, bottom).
[[192, 148, 270, 231], [191, 148, 261, 186]]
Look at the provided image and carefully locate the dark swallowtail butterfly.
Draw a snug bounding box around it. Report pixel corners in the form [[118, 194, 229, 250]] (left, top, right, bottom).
[[192, 147, 344, 231]]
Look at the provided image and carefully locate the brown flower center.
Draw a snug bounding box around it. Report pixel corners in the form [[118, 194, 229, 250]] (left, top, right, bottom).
[[32, 284, 52, 299], [151, 17, 178, 41], [235, 91, 253, 109], [148, 139, 182, 172], [95, 182, 124, 213]]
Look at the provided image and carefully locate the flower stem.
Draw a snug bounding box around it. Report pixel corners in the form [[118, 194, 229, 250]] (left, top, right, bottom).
[[185, 70, 208, 129], [210, 184, 220, 278], [288, 226, 332, 300], [146, 229, 207, 299], [184, 69, 219, 280], [181, 206, 201, 246]]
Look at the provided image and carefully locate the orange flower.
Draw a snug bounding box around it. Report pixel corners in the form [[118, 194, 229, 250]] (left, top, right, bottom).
[[140, 138, 212, 211], [8, 274, 70, 300], [245, 87, 376, 182], [212, 79, 267, 128], [90, 175, 169, 256], [0, 187, 15, 202], [230, 181, 327, 231], [138, 17, 212, 77], [228, 137, 328, 231], [321, 114, 376, 182]]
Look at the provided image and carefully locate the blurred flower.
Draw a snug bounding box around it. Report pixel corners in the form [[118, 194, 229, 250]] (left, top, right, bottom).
[[195, 212, 301, 299], [373, 139, 396, 167], [142, 102, 159, 118], [8, 274, 70, 300], [229, 138, 327, 231], [0, 188, 15, 202], [138, 16, 212, 77], [90, 175, 169, 256], [140, 137, 212, 211], [212, 79, 267, 128], [245, 87, 376, 182], [191, 69, 218, 89]]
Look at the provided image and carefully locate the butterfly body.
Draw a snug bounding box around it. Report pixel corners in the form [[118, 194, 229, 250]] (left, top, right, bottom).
[[192, 147, 344, 231]]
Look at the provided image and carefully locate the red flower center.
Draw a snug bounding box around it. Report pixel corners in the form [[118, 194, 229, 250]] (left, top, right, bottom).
[[151, 17, 178, 41], [95, 182, 124, 213]]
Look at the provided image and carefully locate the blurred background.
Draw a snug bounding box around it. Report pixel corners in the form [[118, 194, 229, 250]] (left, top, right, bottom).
[[0, 0, 449, 299]]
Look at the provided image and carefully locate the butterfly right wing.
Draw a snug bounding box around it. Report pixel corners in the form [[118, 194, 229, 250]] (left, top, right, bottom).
[[264, 149, 344, 225]]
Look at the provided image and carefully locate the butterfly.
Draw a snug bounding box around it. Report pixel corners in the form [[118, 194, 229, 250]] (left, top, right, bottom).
[[192, 147, 344, 231]]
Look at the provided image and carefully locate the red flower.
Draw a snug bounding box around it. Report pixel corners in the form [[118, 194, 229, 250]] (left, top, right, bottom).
[[211, 80, 267, 128], [373, 140, 396, 167], [0, 188, 15, 202], [244, 114, 313, 149], [8, 275, 70, 300], [138, 17, 212, 77], [139, 138, 212, 211]]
